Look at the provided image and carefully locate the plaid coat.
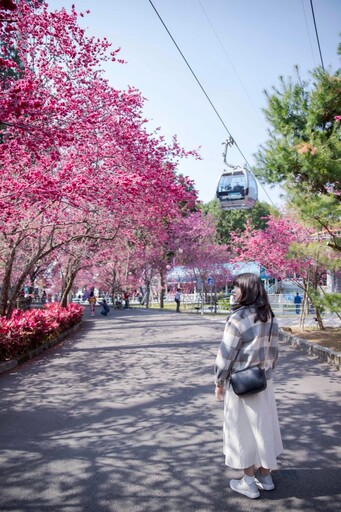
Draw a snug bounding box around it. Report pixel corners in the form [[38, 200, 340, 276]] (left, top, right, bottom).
[[214, 306, 279, 387]]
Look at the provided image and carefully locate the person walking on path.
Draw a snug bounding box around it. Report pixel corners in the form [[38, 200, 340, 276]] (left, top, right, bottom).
[[214, 272, 283, 500], [88, 291, 97, 316], [294, 292, 302, 314], [123, 291, 129, 309], [174, 288, 181, 313]]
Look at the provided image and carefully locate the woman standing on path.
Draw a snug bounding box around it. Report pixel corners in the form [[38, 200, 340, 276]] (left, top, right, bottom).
[[214, 273, 283, 499]]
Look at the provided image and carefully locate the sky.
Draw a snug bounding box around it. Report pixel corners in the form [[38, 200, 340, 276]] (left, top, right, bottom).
[[47, 0, 341, 206]]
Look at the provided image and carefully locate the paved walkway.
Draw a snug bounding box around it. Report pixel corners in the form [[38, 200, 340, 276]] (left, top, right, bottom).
[[0, 308, 340, 512]]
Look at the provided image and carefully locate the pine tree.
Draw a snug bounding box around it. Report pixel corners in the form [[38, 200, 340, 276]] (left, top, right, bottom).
[[254, 54, 341, 251]]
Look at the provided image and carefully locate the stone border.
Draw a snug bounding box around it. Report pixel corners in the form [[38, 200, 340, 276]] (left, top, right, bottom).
[[0, 321, 82, 376], [279, 330, 341, 372]]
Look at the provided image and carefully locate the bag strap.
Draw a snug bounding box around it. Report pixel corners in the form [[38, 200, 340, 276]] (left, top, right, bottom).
[[268, 313, 273, 343]]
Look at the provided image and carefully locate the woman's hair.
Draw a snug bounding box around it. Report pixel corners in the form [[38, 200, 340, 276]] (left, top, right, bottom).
[[233, 272, 273, 322]]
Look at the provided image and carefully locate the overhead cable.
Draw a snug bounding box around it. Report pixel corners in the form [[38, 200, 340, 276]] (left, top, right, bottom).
[[198, 0, 265, 127], [309, 0, 325, 70], [147, 0, 276, 207], [147, 0, 248, 164], [301, 0, 317, 67]]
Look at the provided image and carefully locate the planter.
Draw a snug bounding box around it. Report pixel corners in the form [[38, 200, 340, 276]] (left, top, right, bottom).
[[0, 321, 82, 376], [279, 330, 341, 371]]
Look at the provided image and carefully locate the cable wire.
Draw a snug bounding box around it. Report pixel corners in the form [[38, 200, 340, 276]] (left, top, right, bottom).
[[310, 0, 325, 70], [301, 0, 317, 67], [147, 0, 276, 207], [198, 0, 265, 128], [148, 0, 244, 160]]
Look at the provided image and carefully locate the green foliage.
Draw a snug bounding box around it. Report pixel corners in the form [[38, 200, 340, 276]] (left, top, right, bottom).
[[0, 45, 23, 83], [253, 51, 341, 248], [307, 290, 341, 317], [0, 44, 24, 141], [263, 73, 310, 140], [201, 199, 274, 244], [255, 69, 341, 196], [217, 297, 231, 310], [287, 194, 341, 252], [289, 238, 340, 277], [320, 292, 341, 314]]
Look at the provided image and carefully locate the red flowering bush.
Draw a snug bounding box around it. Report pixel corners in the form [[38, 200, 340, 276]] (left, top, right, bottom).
[[0, 303, 83, 361]]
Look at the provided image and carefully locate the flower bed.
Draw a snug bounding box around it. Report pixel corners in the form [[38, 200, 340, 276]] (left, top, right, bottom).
[[0, 303, 83, 362]]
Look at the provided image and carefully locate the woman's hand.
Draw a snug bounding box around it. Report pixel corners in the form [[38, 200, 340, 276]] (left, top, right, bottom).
[[215, 384, 224, 401]]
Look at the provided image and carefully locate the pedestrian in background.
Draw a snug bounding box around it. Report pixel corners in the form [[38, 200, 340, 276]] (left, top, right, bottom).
[[100, 299, 110, 316], [124, 291, 129, 309], [174, 288, 181, 313], [88, 291, 97, 316], [294, 292, 302, 314], [214, 273, 283, 500]]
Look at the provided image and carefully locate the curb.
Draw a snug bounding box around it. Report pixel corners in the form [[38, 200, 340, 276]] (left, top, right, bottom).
[[0, 321, 82, 376], [279, 330, 341, 372]]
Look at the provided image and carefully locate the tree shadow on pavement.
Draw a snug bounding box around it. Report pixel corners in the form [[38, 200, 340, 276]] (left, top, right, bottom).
[[0, 311, 340, 512]]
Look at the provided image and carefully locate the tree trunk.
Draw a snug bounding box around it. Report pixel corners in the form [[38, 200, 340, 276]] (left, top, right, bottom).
[[145, 280, 151, 308], [314, 307, 324, 330], [0, 236, 62, 317], [160, 272, 165, 309], [7, 274, 31, 318], [0, 252, 15, 317], [312, 266, 325, 330], [299, 282, 308, 330], [0, 249, 33, 317], [307, 268, 325, 330], [60, 257, 81, 308], [110, 269, 118, 305], [60, 273, 76, 307]]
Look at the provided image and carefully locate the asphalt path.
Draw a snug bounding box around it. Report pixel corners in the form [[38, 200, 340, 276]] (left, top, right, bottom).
[[0, 308, 340, 512]]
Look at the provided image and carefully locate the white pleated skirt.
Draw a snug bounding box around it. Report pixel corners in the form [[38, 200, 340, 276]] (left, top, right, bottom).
[[223, 378, 283, 470]]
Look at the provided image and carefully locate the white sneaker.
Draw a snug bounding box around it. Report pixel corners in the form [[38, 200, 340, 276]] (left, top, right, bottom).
[[229, 477, 260, 499], [254, 470, 275, 491]]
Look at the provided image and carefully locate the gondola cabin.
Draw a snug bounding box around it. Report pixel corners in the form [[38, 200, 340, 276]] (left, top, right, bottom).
[[216, 167, 258, 210]]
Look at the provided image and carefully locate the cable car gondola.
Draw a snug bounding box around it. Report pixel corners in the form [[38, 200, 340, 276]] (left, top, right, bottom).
[[216, 166, 258, 210], [216, 138, 258, 210]]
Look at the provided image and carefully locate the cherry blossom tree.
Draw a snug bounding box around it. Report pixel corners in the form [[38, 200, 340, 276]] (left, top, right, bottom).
[[229, 215, 338, 328], [174, 212, 232, 304], [0, 1, 198, 316]]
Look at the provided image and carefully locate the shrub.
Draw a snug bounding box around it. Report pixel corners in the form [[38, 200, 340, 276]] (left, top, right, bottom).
[[0, 303, 83, 362]]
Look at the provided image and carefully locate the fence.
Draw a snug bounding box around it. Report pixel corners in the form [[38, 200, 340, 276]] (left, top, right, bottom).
[[158, 292, 310, 316], [71, 292, 313, 316]]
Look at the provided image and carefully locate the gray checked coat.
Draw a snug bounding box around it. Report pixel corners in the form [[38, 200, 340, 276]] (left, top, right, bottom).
[[214, 306, 279, 387]]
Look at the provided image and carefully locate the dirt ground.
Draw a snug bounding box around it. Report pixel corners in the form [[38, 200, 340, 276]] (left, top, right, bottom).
[[283, 326, 341, 353]]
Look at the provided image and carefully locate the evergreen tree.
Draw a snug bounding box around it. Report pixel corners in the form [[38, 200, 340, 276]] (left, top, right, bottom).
[[253, 48, 341, 251], [201, 199, 274, 244]]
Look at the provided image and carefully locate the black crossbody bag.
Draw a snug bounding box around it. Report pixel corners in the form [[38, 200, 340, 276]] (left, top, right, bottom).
[[229, 314, 273, 397]]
